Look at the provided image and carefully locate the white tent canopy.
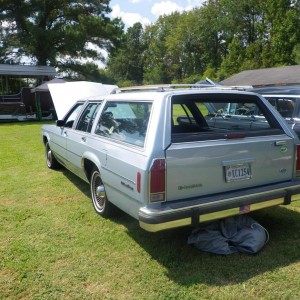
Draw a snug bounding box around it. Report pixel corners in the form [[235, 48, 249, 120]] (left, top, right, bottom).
[[32, 78, 65, 92], [48, 81, 117, 119]]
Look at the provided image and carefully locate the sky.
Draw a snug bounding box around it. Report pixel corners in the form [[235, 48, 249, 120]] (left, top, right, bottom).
[[110, 0, 206, 29]]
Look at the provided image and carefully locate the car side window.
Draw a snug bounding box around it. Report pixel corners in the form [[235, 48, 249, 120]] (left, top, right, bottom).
[[76, 102, 101, 132], [63, 103, 85, 128], [95, 101, 152, 147], [266, 97, 295, 118]]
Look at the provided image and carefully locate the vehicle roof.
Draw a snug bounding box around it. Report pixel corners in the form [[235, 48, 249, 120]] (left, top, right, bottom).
[[105, 86, 258, 101]]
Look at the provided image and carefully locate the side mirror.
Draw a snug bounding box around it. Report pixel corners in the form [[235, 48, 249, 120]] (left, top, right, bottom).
[[56, 120, 65, 127]]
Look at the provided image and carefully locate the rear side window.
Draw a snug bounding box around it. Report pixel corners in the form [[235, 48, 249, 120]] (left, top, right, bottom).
[[265, 97, 296, 118], [171, 93, 283, 142], [95, 101, 152, 147]]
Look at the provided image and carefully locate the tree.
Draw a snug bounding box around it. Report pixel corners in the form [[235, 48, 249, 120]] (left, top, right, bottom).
[[218, 0, 300, 71], [164, 11, 205, 81], [264, 0, 300, 65], [107, 22, 145, 86], [220, 37, 245, 77], [143, 13, 181, 84], [0, 0, 124, 79]]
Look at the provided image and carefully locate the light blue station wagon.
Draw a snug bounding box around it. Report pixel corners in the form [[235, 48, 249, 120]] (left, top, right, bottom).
[[42, 85, 300, 232]]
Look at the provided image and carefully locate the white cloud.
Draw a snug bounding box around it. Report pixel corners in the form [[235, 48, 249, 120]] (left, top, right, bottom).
[[186, 0, 206, 11], [151, 1, 206, 19], [2, 21, 12, 28], [151, 1, 184, 19], [110, 1, 207, 29], [111, 4, 151, 28]]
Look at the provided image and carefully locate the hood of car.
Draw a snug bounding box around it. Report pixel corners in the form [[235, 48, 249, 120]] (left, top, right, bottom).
[[48, 81, 117, 119]]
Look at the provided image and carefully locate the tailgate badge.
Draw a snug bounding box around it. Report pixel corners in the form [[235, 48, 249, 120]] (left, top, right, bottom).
[[178, 183, 202, 190], [279, 168, 287, 174]]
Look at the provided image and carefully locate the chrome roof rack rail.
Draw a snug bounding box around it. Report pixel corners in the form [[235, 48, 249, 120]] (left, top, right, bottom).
[[110, 78, 253, 94], [111, 83, 212, 94]]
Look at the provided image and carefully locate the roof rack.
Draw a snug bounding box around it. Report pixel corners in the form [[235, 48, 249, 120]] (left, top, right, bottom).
[[111, 79, 252, 94], [111, 83, 214, 93]]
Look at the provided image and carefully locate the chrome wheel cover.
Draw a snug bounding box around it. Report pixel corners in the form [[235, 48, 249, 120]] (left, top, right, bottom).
[[91, 171, 106, 213], [46, 144, 52, 167]]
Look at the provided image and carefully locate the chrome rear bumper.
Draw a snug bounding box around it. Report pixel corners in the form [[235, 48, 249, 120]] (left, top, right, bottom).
[[139, 180, 300, 232]]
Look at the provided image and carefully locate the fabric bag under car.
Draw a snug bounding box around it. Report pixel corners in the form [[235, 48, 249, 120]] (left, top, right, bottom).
[[187, 215, 269, 255]]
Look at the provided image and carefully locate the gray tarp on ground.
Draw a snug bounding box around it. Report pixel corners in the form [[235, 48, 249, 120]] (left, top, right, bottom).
[[188, 215, 269, 255]]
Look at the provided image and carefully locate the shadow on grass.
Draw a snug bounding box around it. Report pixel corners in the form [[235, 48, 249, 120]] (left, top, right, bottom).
[[60, 168, 91, 198], [120, 206, 300, 287], [60, 168, 300, 286]]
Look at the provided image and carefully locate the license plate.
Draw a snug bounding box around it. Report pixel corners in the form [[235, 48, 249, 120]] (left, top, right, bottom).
[[225, 164, 251, 182]]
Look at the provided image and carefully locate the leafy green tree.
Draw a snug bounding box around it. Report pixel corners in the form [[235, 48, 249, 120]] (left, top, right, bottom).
[[220, 37, 245, 77], [0, 20, 20, 64], [201, 65, 218, 81], [218, 0, 300, 70], [265, 0, 300, 65], [196, 1, 229, 71], [0, 0, 123, 79], [292, 44, 300, 65], [62, 61, 113, 83], [143, 13, 180, 84], [0, 26, 7, 63], [216, 0, 268, 69], [107, 22, 145, 85], [164, 11, 205, 81]]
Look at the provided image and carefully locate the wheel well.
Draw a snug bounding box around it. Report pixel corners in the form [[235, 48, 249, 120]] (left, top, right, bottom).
[[43, 136, 48, 145], [84, 159, 97, 182]]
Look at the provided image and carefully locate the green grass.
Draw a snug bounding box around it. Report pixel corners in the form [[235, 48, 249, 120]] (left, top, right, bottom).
[[172, 103, 209, 125], [1, 122, 300, 299]]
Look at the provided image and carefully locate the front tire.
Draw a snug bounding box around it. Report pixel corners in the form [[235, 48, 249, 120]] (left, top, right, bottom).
[[90, 167, 116, 217], [45, 141, 60, 169]]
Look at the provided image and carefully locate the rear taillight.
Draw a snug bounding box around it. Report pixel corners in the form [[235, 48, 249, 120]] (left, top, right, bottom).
[[296, 145, 300, 173], [149, 158, 166, 202]]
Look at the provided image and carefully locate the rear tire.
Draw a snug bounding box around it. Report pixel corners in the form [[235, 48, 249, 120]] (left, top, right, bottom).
[[90, 167, 116, 217], [45, 141, 60, 169]]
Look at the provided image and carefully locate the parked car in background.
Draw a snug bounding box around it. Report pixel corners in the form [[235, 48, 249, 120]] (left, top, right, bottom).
[[250, 86, 300, 138], [42, 85, 300, 232]]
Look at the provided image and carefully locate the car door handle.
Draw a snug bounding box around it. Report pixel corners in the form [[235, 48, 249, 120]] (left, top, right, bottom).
[[82, 137, 87, 142], [274, 141, 286, 146]]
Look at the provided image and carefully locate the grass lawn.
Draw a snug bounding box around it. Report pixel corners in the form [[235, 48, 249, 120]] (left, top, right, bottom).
[[1, 122, 300, 300]]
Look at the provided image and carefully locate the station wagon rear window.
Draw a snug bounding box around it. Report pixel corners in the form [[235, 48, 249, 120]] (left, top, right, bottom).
[[95, 101, 152, 147], [171, 94, 283, 142]]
